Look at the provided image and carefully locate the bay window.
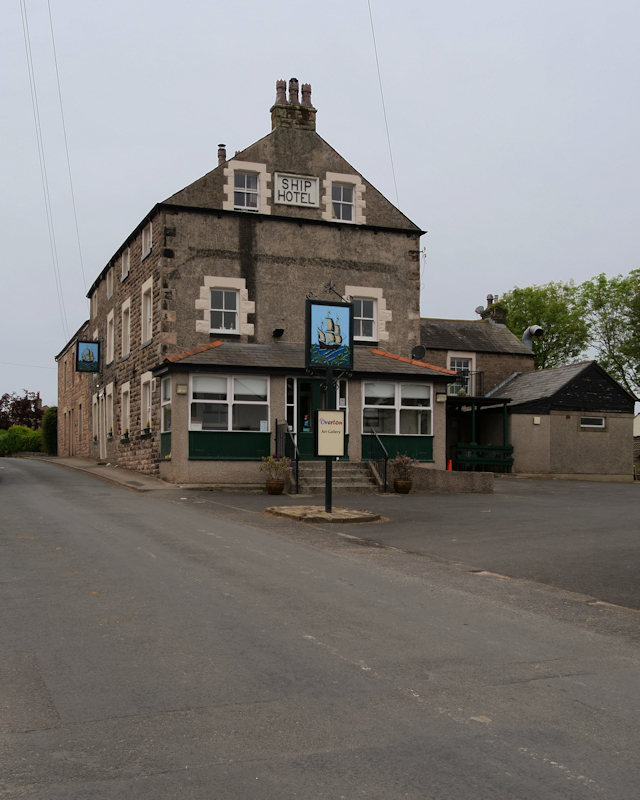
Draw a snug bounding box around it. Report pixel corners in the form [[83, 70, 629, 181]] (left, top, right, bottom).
[[190, 375, 269, 432], [363, 382, 432, 435]]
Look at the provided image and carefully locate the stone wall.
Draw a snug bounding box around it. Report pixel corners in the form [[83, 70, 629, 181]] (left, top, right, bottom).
[[57, 341, 92, 458]]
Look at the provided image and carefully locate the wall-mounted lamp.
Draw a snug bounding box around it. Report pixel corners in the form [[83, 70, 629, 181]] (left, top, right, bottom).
[[272, 328, 285, 339]]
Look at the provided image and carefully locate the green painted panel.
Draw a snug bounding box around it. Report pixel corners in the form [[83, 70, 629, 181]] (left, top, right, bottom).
[[160, 432, 171, 459], [189, 431, 271, 460], [362, 435, 434, 462]]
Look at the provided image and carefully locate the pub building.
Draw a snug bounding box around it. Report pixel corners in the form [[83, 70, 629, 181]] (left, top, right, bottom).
[[57, 78, 455, 488]]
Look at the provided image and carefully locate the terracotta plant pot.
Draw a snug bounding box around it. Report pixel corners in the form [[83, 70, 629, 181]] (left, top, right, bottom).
[[394, 479, 412, 494], [265, 479, 285, 495]]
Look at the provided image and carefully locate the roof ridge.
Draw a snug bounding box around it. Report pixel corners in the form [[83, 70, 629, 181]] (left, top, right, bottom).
[[166, 340, 223, 363], [370, 348, 457, 374]]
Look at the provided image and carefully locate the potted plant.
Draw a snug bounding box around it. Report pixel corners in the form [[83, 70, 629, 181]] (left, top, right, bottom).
[[144, 420, 151, 435], [107, 427, 113, 441], [260, 455, 292, 495], [389, 453, 418, 494], [122, 428, 129, 441]]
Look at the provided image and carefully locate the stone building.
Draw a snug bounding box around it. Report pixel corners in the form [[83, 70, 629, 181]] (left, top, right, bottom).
[[55, 321, 92, 458], [56, 79, 455, 484]]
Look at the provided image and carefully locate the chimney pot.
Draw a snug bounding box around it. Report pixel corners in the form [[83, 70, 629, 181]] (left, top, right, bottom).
[[217, 144, 226, 166], [301, 83, 312, 107], [275, 79, 287, 104], [288, 78, 299, 105]]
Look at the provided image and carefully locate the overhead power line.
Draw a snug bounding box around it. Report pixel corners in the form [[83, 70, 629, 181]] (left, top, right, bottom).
[[19, 0, 70, 342], [367, 0, 400, 208], [0, 361, 56, 370], [47, 0, 88, 301]]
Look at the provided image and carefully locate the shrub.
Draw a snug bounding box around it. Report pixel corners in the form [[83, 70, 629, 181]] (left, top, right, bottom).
[[259, 455, 292, 480], [41, 406, 57, 455], [0, 425, 42, 456], [389, 453, 419, 480]]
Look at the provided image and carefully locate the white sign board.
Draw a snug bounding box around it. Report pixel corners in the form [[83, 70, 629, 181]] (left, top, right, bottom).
[[273, 173, 319, 208], [315, 409, 346, 457]]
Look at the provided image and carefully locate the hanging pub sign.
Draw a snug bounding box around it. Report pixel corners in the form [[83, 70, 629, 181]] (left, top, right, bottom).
[[75, 341, 100, 373], [314, 409, 346, 458], [305, 299, 354, 370]]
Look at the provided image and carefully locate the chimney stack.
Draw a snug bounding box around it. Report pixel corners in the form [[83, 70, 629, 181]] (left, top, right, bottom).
[[217, 144, 227, 166], [480, 293, 507, 325], [270, 77, 317, 131]]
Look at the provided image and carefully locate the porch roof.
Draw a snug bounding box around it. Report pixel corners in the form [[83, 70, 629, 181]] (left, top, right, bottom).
[[156, 341, 456, 380]]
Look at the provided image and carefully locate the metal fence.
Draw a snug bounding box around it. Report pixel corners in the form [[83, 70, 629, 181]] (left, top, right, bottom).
[[368, 427, 389, 492]]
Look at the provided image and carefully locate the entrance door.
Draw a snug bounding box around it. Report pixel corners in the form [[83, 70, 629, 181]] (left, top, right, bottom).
[[297, 379, 325, 460], [98, 394, 107, 461]]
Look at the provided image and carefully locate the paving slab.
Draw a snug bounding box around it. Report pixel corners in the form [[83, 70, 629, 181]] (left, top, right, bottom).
[[267, 504, 381, 523]]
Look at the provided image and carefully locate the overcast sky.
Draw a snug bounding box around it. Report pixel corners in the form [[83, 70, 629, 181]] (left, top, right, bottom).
[[2, 0, 639, 405]]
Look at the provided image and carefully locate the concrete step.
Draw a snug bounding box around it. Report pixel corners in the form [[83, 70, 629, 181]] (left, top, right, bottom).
[[296, 460, 380, 495]]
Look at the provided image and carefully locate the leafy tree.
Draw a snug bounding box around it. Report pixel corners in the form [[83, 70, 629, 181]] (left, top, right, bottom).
[[0, 391, 44, 430], [41, 406, 58, 455], [499, 282, 590, 369], [581, 270, 640, 396]]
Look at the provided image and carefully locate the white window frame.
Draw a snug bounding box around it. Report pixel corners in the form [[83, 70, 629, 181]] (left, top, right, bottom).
[[106, 268, 113, 299], [161, 377, 172, 432], [322, 172, 366, 225], [141, 222, 152, 260], [232, 171, 259, 212], [362, 381, 433, 436], [106, 382, 114, 436], [210, 288, 239, 334], [222, 160, 271, 215], [189, 374, 270, 433], [580, 415, 606, 429], [141, 277, 153, 345], [120, 382, 130, 436], [121, 247, 130, 281], [331, 183, 355, 222], [91, 293, 98, 319], [447, 351, 476, 396], [121, 298, 131, 358], [352, 297, 377, 341], [195, 276, 255, 336], [345, 285, 391, 342], [106, 310, 115, 365], [140, 372, 153, 431]]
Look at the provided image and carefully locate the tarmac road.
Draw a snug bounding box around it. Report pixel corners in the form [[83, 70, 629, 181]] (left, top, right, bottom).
[[1, 458, 640, 798]]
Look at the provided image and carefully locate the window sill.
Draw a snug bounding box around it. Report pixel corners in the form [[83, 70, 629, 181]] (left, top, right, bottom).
[[355, 339, 378, 347], [210, 331, 240, 338], [120, 272, 129, 283], [140, 431, 152, 440], [141, 339, 153, 349], [106, 360, 114, 367], [141, 249, 152, 262], [121, 353, 130, 362], [120, 436, 130, 444]]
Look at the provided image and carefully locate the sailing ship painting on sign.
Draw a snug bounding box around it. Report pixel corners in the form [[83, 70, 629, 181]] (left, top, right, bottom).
[[305, 300, 353, 369], [75, 341, 100, 373]]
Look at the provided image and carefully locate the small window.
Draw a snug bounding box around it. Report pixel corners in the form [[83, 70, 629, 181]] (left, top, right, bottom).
[[362, 382, 432, 436], [106, 311, 115, 365], [190, 375, 269, 432], [106, 269, 113, 299], [141, 380, 152, 430], [332, 184, 354, 221], [210, 290, 238, 333], [121, 248, 130, 281], [106, 385, 114, 436], [91, 293, 98, 319], [353, 298, 376, 340], [141, 223, 152, 259], [234, 173, 258, 211], [580, 416, 605, 428], [121, 300, 131, 358], [141, 281, 153, 344]]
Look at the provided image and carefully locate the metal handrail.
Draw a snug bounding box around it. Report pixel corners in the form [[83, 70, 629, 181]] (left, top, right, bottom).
[[275, 420, 299, 494], [369, 426, 389, 493]]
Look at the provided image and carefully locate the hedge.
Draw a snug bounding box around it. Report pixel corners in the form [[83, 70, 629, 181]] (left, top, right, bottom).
[[0, 426, 42, 456]]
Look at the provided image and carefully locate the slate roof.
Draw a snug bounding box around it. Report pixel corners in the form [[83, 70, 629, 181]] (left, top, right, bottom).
[[54, 320, 90, 361], [160, 341, 456, 379], [420, 318, 533, 356], [487, 362, 594, 406]]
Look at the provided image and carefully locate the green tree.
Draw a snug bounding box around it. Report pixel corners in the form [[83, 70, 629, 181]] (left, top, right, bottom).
[[581, 270, 640, 396], [41, 406, 58, 455], [499, 281, 590, 369]]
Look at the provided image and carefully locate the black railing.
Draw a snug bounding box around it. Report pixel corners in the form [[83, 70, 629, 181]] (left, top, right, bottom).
[[455, 443, 514, 472], [276, 420, 300, 494], [447, 371, 485, 397], [369, 427, 389, 492]]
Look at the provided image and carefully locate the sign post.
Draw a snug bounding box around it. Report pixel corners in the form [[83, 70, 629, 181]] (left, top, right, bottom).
[[306, 298, 353, 513]]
